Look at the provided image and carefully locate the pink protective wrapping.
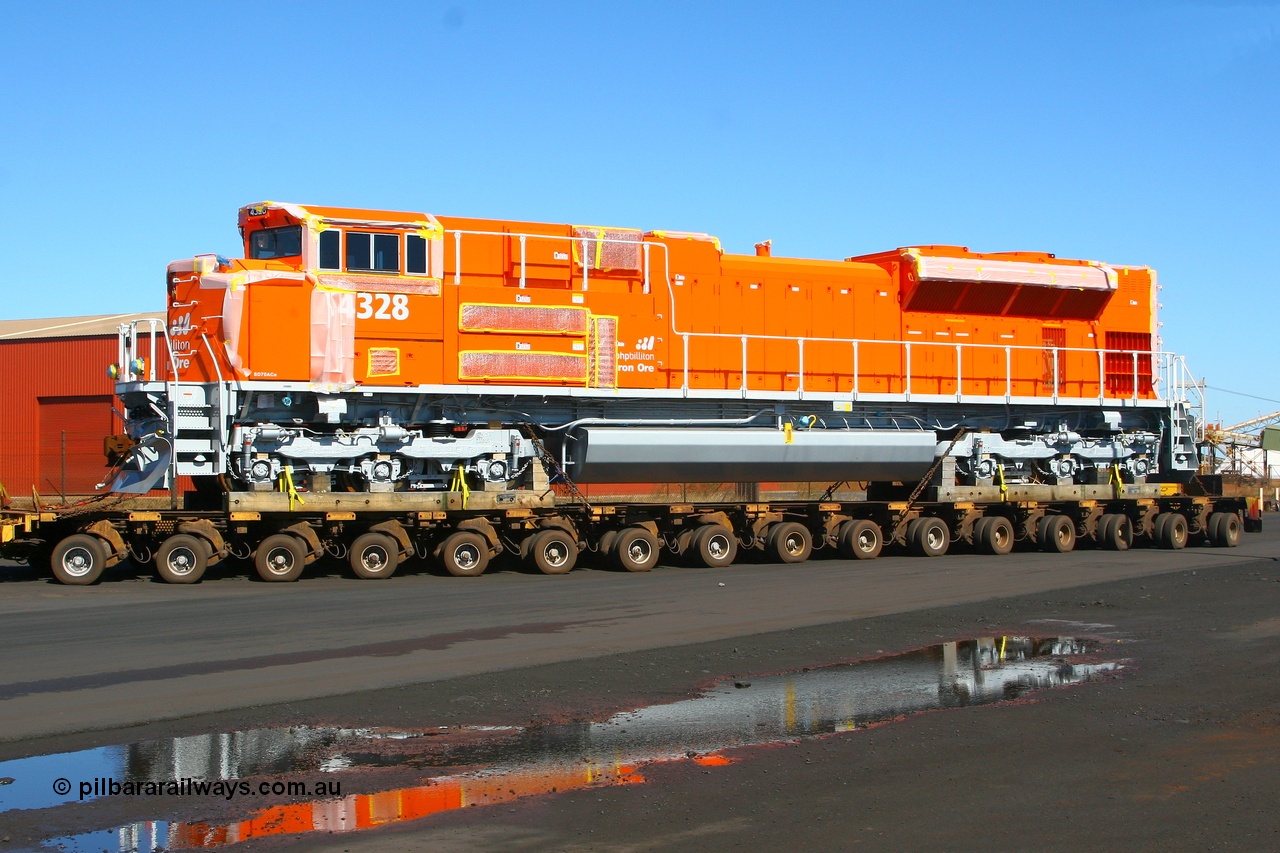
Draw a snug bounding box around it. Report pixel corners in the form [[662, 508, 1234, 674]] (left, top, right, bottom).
[[459, 351, 586, 383], [572, 227, 643, 271], [367, 348, 400, 377], [310, 289, 356, 385], [316, 274, 441, 295], [911, 254, 1116, 291], [221, 283, 247, 378], [588, 316, 617, 388], [459, 304, 589, 335]]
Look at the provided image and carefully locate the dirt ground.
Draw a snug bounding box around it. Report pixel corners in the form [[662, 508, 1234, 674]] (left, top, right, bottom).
[[3, 535, 1279, 851]]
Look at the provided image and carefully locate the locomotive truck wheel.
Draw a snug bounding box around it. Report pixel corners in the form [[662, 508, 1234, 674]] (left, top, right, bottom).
[[51, 534, 107, 585], [1209, 512, 1241, 547], [1156, 513, 1188, 550], [692, 524, 737, 568], [908, 517, 949, 557], [155, 534, 208, 584], [613, 527, 659, 572], [1039, 515, 1076, 553], [767, 522, 812, 564], [979, 516, 1015, 556], [440, 531, 489, 577], [349, 532, 399, 579], [528, 529, 578, 575], [254, 534, 307, 582], [838, 519, 882, 560]]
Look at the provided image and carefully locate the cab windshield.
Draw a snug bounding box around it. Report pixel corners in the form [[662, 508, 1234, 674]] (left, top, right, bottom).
[[249, 226, 302, 259]]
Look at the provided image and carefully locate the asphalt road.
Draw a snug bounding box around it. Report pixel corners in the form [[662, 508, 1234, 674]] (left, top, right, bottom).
[[2, 529, 1278, 851], [0, 532, 1275, 745]]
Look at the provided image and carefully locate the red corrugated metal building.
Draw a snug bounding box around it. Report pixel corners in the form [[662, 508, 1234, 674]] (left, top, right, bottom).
[[0, 313, 159, 499]]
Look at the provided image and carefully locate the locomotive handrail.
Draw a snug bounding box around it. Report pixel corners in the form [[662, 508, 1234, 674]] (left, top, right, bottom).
[[673, 327, 1186, 409], [117, 318, 185, 504], [437, 227, 1184, 411], [447, 228, 668, 296]]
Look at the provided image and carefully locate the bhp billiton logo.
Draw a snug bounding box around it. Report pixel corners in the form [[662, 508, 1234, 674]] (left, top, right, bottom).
[[635, 336, 656, 351]]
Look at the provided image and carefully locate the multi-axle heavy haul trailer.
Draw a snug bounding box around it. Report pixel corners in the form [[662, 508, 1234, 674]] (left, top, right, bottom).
[[0, 201, 1253, 584], [0, 489, 1252, 585]]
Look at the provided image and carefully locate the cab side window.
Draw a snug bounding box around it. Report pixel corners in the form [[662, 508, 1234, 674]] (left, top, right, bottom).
[[319, 231, 341, 270], [346, 232, 399, 272]]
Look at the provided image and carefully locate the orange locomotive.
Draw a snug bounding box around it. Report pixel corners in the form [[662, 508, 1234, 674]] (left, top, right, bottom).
[[110, 201, 1199, 494]]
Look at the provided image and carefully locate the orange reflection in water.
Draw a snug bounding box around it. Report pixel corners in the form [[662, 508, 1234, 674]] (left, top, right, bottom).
[[168, 757, 656, 848]]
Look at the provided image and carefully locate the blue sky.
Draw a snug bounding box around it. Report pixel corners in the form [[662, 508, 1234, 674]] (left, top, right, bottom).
[[1, 1, 1276, 425]]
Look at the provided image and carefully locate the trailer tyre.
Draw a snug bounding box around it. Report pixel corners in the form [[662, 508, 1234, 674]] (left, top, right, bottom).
[[692, 523, 737, 568], [254, 534, 307, 582], [1209, 512, 1241, 548], [908, 517, 949, 557], [767, 522, 812, 564], [51, 534, 107, 585], [978, 516, 1014, 556], [1155, 513, 1188, 550], [528, 529, 578, 575], [349, 532, 399, 579], [155, 534, 208, 584], [613, 527, 660, 573], [838, 519, 882, 561], [440, 531, 489, 577], [597, 529, 620, 560], [1039, 515, 1076, 553], [1099, 514, 1133, 551]]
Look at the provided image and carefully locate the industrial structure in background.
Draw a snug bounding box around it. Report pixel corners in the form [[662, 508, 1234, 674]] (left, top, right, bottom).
[[0, 202, 1256, 584], [0, 314, 157, 500], [1205, 411, 1280, 478]]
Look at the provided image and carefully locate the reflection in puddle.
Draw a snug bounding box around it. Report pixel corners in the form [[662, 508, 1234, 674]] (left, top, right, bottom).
[[8, 636, 1122, 852]]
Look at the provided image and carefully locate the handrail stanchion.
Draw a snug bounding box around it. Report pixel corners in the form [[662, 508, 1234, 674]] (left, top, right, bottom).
[[955, 343, 962, 402], [852, 341, 859, 401], [905, 342, 912, 401], [682, 335, 689, 396], [1132, 351, 1139, 403], [1097, 350, 1106, 403], [581, 238, 590, 291], [1005, 346, 1012, 403], [741, 335, 748, 397], [797, 339, 805, 399], [149, 320, 159, 381], [643, 243, 651, 295], [518, 234, 526, 289], [453, 231, 461, 285], [1052, 347, 1059, 405]]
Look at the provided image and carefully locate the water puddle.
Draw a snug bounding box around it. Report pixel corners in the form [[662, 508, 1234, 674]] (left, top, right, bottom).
[[2, 636, 1123, 851]]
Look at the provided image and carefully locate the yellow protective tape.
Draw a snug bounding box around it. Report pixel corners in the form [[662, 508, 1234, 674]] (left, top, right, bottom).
[[1110, 463, 1123, 498], [784, 422, 794, 444], [415, 220, 444, 240], [996, 463, 1008, 500]]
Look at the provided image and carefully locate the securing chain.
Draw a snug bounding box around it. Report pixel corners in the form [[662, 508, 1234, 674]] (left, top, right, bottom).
[[521, 425, 593, 512]]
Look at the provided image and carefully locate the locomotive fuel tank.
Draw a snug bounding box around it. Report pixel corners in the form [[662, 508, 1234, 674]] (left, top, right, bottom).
[[565, 427, 939, 484]]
